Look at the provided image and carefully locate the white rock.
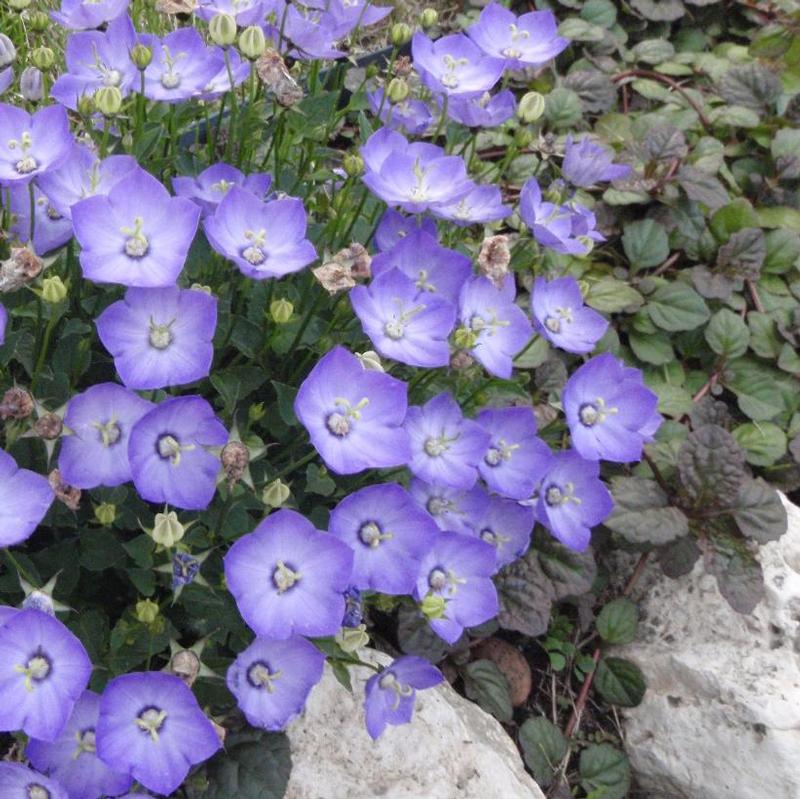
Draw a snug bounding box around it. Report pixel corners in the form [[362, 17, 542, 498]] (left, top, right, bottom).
[[285, 649, 545, 799], [621, 494, 800, 799]]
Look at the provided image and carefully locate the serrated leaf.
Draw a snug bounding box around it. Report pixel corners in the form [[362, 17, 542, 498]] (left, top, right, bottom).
[[763, 230, 800, 274], [641, 124, 688, 162], [563, 69, 618, 114], [463, 659, 513, 723], [658, 536, 701, 578], [622, 219, 670, 271], [545, 88, 584, 129], [579, 743, 632, 799], [718, 62, 782, 112], [730, 478, 788, 544], [595, 657, 646, 707], [678, 424, 747, 506], [677, 165, 729, 210], [495, 550, 556, 637], [606, 476, 689, 545], [396, 604, 451, 662], [747, 312, 782, 358], [723, 358, 785, 421], [632, 39, 676, 64], [732, 422, 787, 467], [716, 228, 765, 280], [709, 199, 760, 242], [585, 279, 644, 313], [558, 17, 606, 41], [705, 308, 750, 358], [630, 0, 685, 21], [519, 717, 568, 787], [205, 731, 291, 799], [537, 539, 597, 599], [629, 329, 674, 365], [648, 282, 710, 332], [596, 598, 638, 645], [707, 534, 765, 614]]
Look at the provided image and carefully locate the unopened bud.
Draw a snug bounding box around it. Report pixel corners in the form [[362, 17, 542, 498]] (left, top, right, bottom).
[[263, 478, 291, 508], [77, 93, 95, 116], [343, 152, 364, 177], [130, 43, 153, 70], [136, 598, 160, 625], [420, 594, 446, 620], [150, 510, 186, 547], [390, 22, 412, 47], [450, 350, 474, 370], [20, 67, 43, 102], [386, 76, 409, 104], [41, 275, 67, 304], [0, 246, 42, 291], [453, 326, 478, 350], [209, 12, 238, 46], [94, 85, 122, 116], [0, 34, 16, 67], [239, 25, 266, 60], [8, 0, 31, 10], [35, 412, 63, 440], [335, 623, 369, 653], [27, 11, 49, 31], [269, 298, 293, 324], [356, 350, 384, 372], [31, 46, 55, 71], [420, 7, 438, 28], [249, 401, 266, 422], [517, 91, 546, 123], [94, 502, 117, 526]]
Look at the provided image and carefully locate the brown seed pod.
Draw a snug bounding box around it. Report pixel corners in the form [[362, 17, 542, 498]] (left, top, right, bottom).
[[472, 638, 533, 707]]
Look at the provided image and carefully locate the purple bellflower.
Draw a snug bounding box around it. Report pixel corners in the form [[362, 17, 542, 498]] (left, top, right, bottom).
[[96, 286, 218, 390], [404, 392, 490, 490], [0, 448, 53, 547], [72, 166, 200, 287], [328, 483, 438, 594], [467, 3, 568, 69], [562, 135, 631, 188], [0, 763, 68, 799], [475, 406, 554, 500], [432, 183, 510, 226], [364, 656, 442, 740], [562, 353, 661, 463], [368, 89, 433, 136], [351, 268, 456, 368], [457, 275, 533, 379], [96, 672, 221, 796], [224, 509, 354, 639], [321, 0, 393, 37], [172, 552, 201, 589], [282, 7, 346, 60], [531, 276, 608, 354], [0, 302, 6, 344], [536, 450, 613, 551], [173, 163, 272, 218], [370, 228, 471, 306], [196, 0, 266, 25], [0, 104, 72, 186], [342, 586, 364, 628], [408, 478, 489, 536], [50, 16, 139, 110], [294, 345, 411, 474], [0, 609, 92, 742], [204, 185, 316, 280], [414, 531, 498, 644], [128, 396, 228, 510], [51, 0, 128, 29], [7, 183, 73, 255], [471, 495, 534, 568], [226, 635, 325, 731], [411, 32, 504, 97], [445, 89, 516, 128], [373, 209, 437, 252], [27, 691, 134, 799], [199, 49, 250, 101], [0, 68, 12, 97], [59, 382, 153, 489]]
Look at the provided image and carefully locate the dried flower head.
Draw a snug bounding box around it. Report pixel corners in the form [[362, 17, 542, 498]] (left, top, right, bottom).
[[256, 49, 304, 107], [0, 246, 43, 292], [34, 412, 63, 440], [48, 469, 81, 511], [221, 440, 249, 487], [0, 386, 34, 420], [312, 261, 356, 295], [477, 234, 510, 288]]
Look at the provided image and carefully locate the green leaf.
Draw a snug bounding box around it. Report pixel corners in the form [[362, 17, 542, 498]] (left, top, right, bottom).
[[763, 230, 800, 274], [606, 476, 689, 545], [271, 380, 298, 426], [518, 717, 568, 787], [211, 367, 267, 411], [305, 462, 336, 496], [585, 279, 644, 313], [723, 358, 786, 421], [622, 219, 670, 271], [705, 308, 750, 358], [580, 0, 617, 27], [205, 730, 291, 799], [730, 478, 788, 544], [544, 88, 584, 129], [596, 598, 639, 645], [632, 39, 676, 64], [463, 659, 513, 724], [579, 743, 632, 799], [677, 424, 747, 506], [747, 312, 783, 358], [647, 283, 710, 332], [563, 70, 618, 114], [733, 422, 787, 466], [707, 533, 764, 614], [756, 206, 800, 231], [715, 228, 766, 279], [778, 342, 800, 375], [629, 330, 675, 365], [677, 165, 729, 210], [80, 529, 126, 572], [396, 604, 451, 662], [495, 550, 556, 638], [709, 199, 760, 242], [658, 536, 701, 578], [630, 0, 685, 21], [718, 62, 782, 112], [558, 17, 606, 42], [68, 609, 110, 664], [514, 335, 550, 369], [595, 657, 646, 707], [537, 538, 597, 599]]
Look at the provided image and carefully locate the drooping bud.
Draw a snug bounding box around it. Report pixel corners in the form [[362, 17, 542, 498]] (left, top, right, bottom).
[[393, 55, 413, 78], [356, 350, 384, 372], [130, 43, 153, 70], [94, 502, 117, 526], [20, 67, 43, 102], [0, 387, 34, 420], [239, 25, 266, 60], [150, 510, 186, 547], [450, 350, 475, 370], [209, 12, 237, 46], [41, 275, 67, 303], [477, 234, 511, 289], [94, 85, 123, 116], [517, 91, 546, 123], [390, 22, 412, 47], [269, 298, 293, 324], [30, 46, 55, 71], [221, 440, 249, 488], [342, 152, 364, 177], [312, 262, 356, 295], [135, 598, 160, 625], [420, 7, 438, 28], [34, 412, 63, 440], [386, 76, 409, 104], [262, 478, 291, 508], [0, 34, 16, 67], [48, 469, 81, 511]]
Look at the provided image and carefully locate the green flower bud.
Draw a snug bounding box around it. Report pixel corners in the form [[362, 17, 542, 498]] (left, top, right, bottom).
[[365, 63, 380, 80], [420, 593, 447, 620], [342, 152, 364, 177], [517, 91, 546, 123], [335, 624, 369, 653], [209, 12, 238, 46], [269, 297, 294, 324], [514, 127, 534, 148], [27, 10, 49, 31], [150, 511, 186, 547], [77, 93, 95, 116], [135, 598, 160, 625], [249, 402, 266, 422], [239, 25, 266, 60], [93, 85, 123, 116], [390, 22, 412, 47], [41, 275, 67, 304], [94, 502, 117, 526], [8, 0, 31, 11], [31, 46, 55, 71], [386, 76, 409, 104], [453, 326, 478, 350], [420, 7, 438, 28], [263, 478, 291, 508], [130, 43, 153, 70]]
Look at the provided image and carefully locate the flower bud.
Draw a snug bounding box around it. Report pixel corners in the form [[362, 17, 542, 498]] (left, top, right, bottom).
[[450, 350, 474, 370], [209, 12, 238, 46], [150, 510, 186, 547], [27, 10, 49, 31], [390, 22, 412, 47], [453, 326, 478, 350], [94, 502, 117, 526], [239, 25, 266, 60], [77, 93, 95, 116], [20, 67, 43, 102], [420, 7, 438, 28], [0, 34, 17, 67], [130, 43, 153, 70], [94, 85, 123, 116], [335, 624, 369, 653], [41, 275, 67, 304], [420, 594, 446, 620], [386, 76, 409, 104], [269, 297, 293, 324], [248, 401, 266, 422], [136, 599, 160, 625], [263, 478, 291, 508], [35, 412, 63, 440], [517, 91, 546, 123], [22, 590, 55, 615], [0, 245, 42, 291], [342, 152, 364, 177], [31, 46, 55, 71], [356, 350, 384, 372], [8, 0, 31, 10], [514, 127, 534, 148]]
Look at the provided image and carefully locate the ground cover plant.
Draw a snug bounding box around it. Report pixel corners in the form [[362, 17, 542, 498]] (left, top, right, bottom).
[[0, 0, 798, 795]]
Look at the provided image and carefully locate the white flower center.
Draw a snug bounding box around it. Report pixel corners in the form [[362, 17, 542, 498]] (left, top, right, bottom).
[[135, 707, 168, 742], [273, 560, 301, 593], [247, 660, 282, 692], [120, 216, 149, 258]]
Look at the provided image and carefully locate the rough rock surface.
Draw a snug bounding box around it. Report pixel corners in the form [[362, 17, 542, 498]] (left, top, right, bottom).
[[621, 494, 800, 799], [285, 648, 545, 799]]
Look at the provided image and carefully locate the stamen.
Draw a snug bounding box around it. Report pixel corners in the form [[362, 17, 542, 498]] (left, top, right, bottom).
[[247, 660, 282, 692], [149, 317, 175, 350], [92, 418, 122, 447], [72, 728, 96, 759], [358, 521, 393, 548], [120, 216, 149, 259], [15, 653, 51, 692], [273, 560, 301, 593], [135, 707, 168, 742], [156, 434, 194, 466]]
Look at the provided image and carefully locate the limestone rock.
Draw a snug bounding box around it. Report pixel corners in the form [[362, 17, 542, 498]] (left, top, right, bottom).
[[621, 494, 800, 799], [285, 648, 545, 799]]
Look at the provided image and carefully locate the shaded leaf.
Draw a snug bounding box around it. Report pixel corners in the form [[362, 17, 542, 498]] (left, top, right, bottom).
[[677, 425, 747, 506], [606, 477, 689, 545], [596, 598, 638, 645], [595, 657, 646, 707], [519, 717, 568, 787], [707, 534, 765, 614], [579, 743, 632, 799], [716, 228, 765, 280], [733, 423, 787, 467], [677, 165, 729, 210], [730, 478, 788, 544], [705, 308, 750, 359], [495, 550, 556, 637], [658, 536, 701, 578], [648, 282, 710, 332], [718, 63, 782, 112], [585, 279, 644, 312], [563, 69, 618, 113], [463, 659, 513, 724], [622, 219, 670, 271]]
